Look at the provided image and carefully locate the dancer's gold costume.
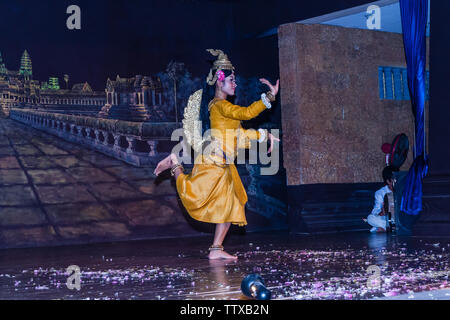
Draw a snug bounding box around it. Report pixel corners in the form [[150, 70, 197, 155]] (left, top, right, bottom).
[[177, 98, 267, 226], [176, 49, 271, 226]]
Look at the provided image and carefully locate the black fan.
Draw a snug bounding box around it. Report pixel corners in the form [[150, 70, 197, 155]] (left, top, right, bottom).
[[388, 133, 409, 170]]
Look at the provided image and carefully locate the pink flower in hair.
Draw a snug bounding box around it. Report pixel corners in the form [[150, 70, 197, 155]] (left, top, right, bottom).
[[216, 69, 225, 82]]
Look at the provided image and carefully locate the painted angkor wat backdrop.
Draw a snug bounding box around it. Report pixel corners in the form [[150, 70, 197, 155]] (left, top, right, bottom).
[[0, 0, 386, 248]]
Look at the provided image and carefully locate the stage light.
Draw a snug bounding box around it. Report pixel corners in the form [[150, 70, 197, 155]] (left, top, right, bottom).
[[241, 274, 271, 300]]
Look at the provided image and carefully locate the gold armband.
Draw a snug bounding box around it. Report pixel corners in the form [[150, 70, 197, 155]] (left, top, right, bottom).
[[266, 91, 276, 102], [170, 164, 184, 176]]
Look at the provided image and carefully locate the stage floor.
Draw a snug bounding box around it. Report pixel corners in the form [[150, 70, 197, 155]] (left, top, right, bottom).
[[0, 231, 449, 300]]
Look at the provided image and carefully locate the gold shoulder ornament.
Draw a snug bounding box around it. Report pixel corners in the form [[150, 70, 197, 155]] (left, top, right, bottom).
[[182, 89, 204, 153]]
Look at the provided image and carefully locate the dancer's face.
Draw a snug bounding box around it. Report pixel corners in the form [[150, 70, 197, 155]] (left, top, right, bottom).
[[219, 73, 237, 96]]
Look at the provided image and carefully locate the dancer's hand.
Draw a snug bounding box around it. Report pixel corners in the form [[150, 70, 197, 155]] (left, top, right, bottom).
[[268, 133, 280, 154], [259, 78, 280, 96]]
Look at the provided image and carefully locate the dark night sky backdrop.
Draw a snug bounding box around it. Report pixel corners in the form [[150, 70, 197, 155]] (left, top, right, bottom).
[[0, 0, 373, 91]]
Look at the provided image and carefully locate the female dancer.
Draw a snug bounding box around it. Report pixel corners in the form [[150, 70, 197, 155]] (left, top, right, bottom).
[[154, 49, 279, 259]]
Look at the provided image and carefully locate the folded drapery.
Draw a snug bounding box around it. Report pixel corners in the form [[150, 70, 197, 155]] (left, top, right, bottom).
[[399, 0, 429, 215]]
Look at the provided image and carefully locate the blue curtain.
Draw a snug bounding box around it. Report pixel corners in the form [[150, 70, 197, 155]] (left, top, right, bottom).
[[399, 0, 429, 215]]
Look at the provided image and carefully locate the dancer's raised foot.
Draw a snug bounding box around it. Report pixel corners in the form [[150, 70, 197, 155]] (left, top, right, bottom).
[[208, 250, 238, 260], [154, 154, 173, 176]]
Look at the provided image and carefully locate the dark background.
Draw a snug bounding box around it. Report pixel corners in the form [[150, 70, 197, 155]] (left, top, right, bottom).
[[0, 0, 374, 91], [429, 0, 450, 175], [1, 0, 447, 173]]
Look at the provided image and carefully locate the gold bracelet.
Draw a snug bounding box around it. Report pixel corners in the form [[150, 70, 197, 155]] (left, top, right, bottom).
[[266, 91, 276, 102], [170, 164, 184, 176]]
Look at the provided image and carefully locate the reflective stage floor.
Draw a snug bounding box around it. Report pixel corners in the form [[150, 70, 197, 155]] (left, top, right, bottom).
[[0, 231, 449, 300]]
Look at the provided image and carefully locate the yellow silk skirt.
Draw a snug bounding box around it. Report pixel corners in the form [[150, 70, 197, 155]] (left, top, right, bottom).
[[175, 155, 248, 226]]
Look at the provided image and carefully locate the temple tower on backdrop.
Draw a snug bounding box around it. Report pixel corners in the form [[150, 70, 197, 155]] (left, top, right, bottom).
[[0, 51, 7, 75], [48, 77, 60, 90], [19, 50, 32, 80]]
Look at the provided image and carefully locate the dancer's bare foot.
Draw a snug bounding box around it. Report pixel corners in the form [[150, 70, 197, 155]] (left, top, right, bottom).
[[154, 155, 172, 176], [208, 250, 238, 260], [377, 227, 386, 233], [154, 154, 178, 176]]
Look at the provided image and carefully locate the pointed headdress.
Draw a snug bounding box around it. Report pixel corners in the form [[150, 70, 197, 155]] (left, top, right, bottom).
[[206, 49, 234, 86]]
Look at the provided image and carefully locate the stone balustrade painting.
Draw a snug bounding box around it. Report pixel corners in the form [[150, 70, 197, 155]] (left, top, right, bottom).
[[9, 108, 180, 167], [1, 109, 287, 249]]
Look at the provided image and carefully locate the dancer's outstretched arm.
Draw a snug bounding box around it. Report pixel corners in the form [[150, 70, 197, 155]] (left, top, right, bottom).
[[214, 78, 279, 121]]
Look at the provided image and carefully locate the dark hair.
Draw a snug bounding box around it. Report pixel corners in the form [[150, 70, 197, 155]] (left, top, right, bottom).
[[382, 166, 395, 184], [199, 69, 233, 135]]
